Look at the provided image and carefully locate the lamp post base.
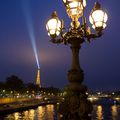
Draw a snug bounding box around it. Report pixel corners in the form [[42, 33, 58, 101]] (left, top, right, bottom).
[[58, 38, 93, 120], [58, 84, 93, 120]]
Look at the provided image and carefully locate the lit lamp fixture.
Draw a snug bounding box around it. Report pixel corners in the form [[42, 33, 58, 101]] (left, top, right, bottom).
[[46, 11, 62, 39], [63, 0, 86, 21], [89, 2, 108, 31], [46, 0, 108, 120]]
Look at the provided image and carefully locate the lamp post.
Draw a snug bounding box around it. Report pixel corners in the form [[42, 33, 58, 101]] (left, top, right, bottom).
[[46, 0, 108, 120]]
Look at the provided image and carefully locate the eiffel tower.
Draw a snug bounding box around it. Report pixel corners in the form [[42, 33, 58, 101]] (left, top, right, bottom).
[[35, 69, 41, 87]]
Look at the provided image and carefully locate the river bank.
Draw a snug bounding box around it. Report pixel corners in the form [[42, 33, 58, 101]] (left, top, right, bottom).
[[0, 98, 57, 115], [0, 97, 120, 116], [2, 104, 120, 120]]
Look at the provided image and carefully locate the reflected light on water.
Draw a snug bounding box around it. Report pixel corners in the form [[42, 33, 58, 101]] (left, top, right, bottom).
[[6, 112, 20, 120], [46, 105, 54, 120], [37, 106, 45, 119], [96, 105, 103, 120], [29, 109, 35, 120], [14, 112, 19, 120], [112, 105, 118, 120], [5, 105, 55, 120], [23, 111, 29, 119], [4, 104, 120, 120]]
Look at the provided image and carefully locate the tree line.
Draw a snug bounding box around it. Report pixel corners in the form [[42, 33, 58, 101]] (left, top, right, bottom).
[[0, 75, 60, 94]]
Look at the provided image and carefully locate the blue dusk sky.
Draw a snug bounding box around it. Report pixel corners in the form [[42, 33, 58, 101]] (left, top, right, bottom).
[[0, 0, 120, 90]]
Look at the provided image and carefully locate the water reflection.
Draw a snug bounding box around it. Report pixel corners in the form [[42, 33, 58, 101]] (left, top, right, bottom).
[[4, 104, 120, 120], [46, 105, 54, 120], [111, 105, 118, 120], [29, 109, 35, 120], [5, 104, 55, 120], [23, 111, 29, 120], [37, 106, 45, 119], [6, 112, 21, 120], [92, 105, 120, 120], [96, 105, 103, 120]]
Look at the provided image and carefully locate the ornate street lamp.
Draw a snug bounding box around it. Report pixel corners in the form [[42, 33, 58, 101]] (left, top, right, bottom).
[[46, 11, 62, 39], [46, 1, 108, 120], [89, 2, 108, 31]]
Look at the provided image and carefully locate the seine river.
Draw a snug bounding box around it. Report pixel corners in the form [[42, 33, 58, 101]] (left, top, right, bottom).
[[1, 104, 120, 120]]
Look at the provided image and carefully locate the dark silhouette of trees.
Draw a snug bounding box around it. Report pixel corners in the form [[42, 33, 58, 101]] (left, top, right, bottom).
[[26, 83, 39, 92], [5, 75, 25, 92], [40, 87, 60, 95], [0, 82, 5, 90], [0, 75, 60, 95]]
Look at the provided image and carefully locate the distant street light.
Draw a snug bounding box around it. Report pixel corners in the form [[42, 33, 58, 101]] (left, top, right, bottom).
[[46, 0, 108, 119]]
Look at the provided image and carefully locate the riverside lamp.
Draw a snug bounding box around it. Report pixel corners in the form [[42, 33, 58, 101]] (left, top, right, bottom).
[[46, 1, 108, 120]]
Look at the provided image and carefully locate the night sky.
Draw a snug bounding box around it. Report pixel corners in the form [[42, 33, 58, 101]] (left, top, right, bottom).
[[0, 0, 120, 90]]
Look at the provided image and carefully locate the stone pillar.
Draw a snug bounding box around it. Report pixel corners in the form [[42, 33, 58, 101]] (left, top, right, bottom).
[[59, 38, 93, 120]]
